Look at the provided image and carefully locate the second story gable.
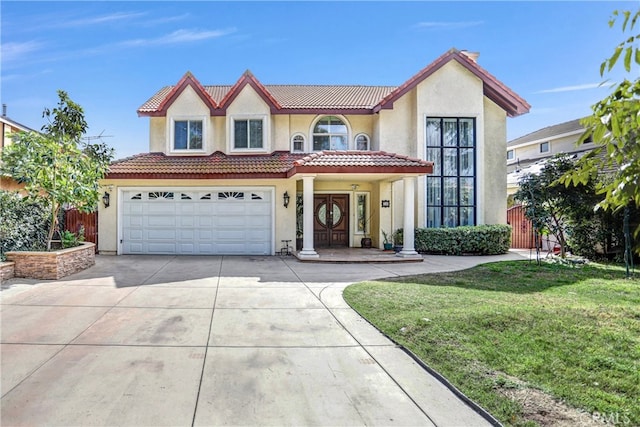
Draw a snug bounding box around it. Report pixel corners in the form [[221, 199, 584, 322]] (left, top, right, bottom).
[[137, 49, 530, 159]]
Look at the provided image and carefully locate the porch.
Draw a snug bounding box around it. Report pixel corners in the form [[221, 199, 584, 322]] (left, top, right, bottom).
[[292, 247, 423, 263]]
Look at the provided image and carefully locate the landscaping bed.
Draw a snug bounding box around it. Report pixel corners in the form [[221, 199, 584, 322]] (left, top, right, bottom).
[[343, 260, 640, 426], [6, 242, 95, 280]]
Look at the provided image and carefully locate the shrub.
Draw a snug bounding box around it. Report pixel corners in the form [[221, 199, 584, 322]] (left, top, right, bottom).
[[414, 225, 511, 255], [0, 191, 50, 260]]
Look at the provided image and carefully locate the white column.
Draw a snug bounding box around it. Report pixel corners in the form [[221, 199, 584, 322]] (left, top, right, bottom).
[[398, 176, 420, 257], [298, 175, 319, 258]]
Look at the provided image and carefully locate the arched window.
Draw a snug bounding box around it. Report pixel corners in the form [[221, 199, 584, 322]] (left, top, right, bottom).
[[355, 133, 370, 151], [312, 116, 348, 151], [291, 134, 305, 153]]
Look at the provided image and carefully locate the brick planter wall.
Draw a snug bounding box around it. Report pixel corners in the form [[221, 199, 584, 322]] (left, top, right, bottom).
[[6, 242, 95, 280], [0, 262, 15, 283]]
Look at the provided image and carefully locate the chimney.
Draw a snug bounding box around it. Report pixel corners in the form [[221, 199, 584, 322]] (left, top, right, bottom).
[[461, 50, 480, 63], [2, 104, 6, 117]]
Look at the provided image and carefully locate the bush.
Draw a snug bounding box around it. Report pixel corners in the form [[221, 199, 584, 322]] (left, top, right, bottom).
[[414, 225, 512, 255], [0, 191, 50, 260]]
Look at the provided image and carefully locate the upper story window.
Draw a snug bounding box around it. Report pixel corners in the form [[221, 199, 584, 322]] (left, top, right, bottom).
[[355, 134, 370, 151], [233, 118, 263, 150], [291, 134, 305, 153], [507, 149, 514, 161], [173, 119, 203, 151], [313, 116, 348, 151], [540, 141, 550, 153], [425, 117, 476, 228]]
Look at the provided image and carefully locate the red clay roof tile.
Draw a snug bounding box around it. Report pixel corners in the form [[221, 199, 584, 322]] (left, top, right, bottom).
[[107, 151, 433, 179]]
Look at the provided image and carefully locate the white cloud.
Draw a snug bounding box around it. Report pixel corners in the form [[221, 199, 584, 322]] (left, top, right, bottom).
[[414, 21, 484, 30], [119, 28, 237, 47], [56, 12, 147, 28], [2, 41, 44, 63], [535, 83, 603, 94]]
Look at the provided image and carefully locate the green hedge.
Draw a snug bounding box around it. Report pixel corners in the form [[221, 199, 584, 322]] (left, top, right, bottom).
[[0, 191, 50, 260], [412, 225, 512, 255]]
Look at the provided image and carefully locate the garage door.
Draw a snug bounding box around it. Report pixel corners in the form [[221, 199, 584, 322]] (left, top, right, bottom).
[[121, 189, 273, 255]]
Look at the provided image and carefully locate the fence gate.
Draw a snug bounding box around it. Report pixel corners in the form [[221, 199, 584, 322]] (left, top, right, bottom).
[[507, 205, 536, 249], [64, 209, 98, 252]]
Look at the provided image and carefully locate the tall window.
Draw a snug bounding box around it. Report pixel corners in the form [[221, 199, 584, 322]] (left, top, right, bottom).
[[234, 119, 263, 149], [174, 120, 203, 150], [425, 117, 476, 228], [507, 149, 514, 160], [313, 116, 348, 151]]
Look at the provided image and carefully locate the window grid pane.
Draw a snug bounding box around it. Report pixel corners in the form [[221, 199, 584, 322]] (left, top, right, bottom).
[[249, 120, 263, 148], [234, 120, 248, 148], [174, 121, 188, 149], [189, 121, 202, 149], [425, 117, 476, 227]]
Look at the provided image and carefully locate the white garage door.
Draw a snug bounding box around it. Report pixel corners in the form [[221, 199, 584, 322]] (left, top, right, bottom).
[[121, 189, 273, 255]]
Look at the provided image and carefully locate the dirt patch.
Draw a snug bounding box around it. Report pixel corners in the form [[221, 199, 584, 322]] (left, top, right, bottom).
[[492, 373, 605, 427]]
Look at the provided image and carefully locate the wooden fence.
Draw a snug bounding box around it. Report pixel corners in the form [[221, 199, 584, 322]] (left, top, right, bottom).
[[64, 209, 98, 252], [507, 205, 537, 249]]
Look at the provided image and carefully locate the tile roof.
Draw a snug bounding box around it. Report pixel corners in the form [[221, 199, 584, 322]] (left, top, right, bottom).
[[138, 84, 397, 113], [106, 151, 433, 179], [507, 118, 586, 146], [294, 151, 430, 167], [137, 48, 529, 117]]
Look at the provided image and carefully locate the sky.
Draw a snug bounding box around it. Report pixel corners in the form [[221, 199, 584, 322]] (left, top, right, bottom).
[[1, 1, 637, 160]]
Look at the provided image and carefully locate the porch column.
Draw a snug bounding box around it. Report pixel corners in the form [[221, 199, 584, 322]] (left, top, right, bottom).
[[298, 175, 319, 258], [398, 176, 420, 258]]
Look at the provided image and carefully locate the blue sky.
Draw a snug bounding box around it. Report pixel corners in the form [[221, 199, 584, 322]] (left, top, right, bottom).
[[1, 1, 636, 159]]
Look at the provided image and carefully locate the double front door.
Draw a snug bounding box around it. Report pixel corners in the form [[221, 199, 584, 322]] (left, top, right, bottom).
[[313, 194, 349, 247]]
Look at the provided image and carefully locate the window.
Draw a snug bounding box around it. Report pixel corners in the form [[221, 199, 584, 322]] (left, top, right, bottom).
[[425, 117, 476, 228], [540, 141, 550, 153], [313, 116, 348, 151], [356, 193, 368, 233], [234, 119, 263, 149], [291, 134, 305, 152], [507, 150, 514, 160], [355, 134, 370, 151], [174, 120, 203, 150]]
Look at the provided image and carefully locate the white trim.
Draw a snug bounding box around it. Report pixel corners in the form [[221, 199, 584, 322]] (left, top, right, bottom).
[[309, 114, 352, 152], [167, 116, 207, 154], [228, 114, 270, 153], [290, 132, 306, 153]]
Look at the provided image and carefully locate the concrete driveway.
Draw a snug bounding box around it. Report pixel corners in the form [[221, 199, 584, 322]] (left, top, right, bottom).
[[1, 253, 525, 426]]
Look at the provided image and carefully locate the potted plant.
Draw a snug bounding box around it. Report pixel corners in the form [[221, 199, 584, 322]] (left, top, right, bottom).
[[393, 228, 403, 253], [382, 230, 393, 251]]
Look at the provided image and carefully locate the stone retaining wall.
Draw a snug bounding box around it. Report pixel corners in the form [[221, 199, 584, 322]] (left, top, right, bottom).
[[6, 243, 95, 280], [0, 262, 15, 283]]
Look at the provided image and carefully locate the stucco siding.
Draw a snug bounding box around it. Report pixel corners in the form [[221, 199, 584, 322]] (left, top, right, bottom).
[[378, 90, 416, 157], [482, 97, 507, 224]]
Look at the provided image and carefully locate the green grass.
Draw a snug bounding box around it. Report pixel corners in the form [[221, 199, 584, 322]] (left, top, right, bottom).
[[343, 261, 640, 426]]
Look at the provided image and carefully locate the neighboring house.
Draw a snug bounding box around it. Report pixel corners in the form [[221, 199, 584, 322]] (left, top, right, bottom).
[[1, 104, 36, 191], [506, 118, 594, 196], [99, 48, 530, 257]]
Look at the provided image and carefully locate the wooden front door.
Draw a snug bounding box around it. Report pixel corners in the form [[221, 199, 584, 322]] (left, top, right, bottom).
[[314, 195, 349, 247]]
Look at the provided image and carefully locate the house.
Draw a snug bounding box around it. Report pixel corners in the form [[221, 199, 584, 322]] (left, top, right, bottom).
[[99, 48, 530, 257], [1, 104, 36, 191], [506, 118, 593, 196]]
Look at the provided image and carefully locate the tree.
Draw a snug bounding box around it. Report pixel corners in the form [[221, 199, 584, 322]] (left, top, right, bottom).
[[0, 90, 114, 250], [515, 154, 599, 258], [560, 9, 640, 257]]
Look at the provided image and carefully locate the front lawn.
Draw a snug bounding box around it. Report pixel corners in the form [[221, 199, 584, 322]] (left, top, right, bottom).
[[343, 261, 640, 426]]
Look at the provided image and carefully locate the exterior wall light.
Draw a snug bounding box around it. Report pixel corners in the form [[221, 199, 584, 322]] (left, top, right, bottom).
[[102, 192, 110, 208], [283, 191, 290, 208]]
